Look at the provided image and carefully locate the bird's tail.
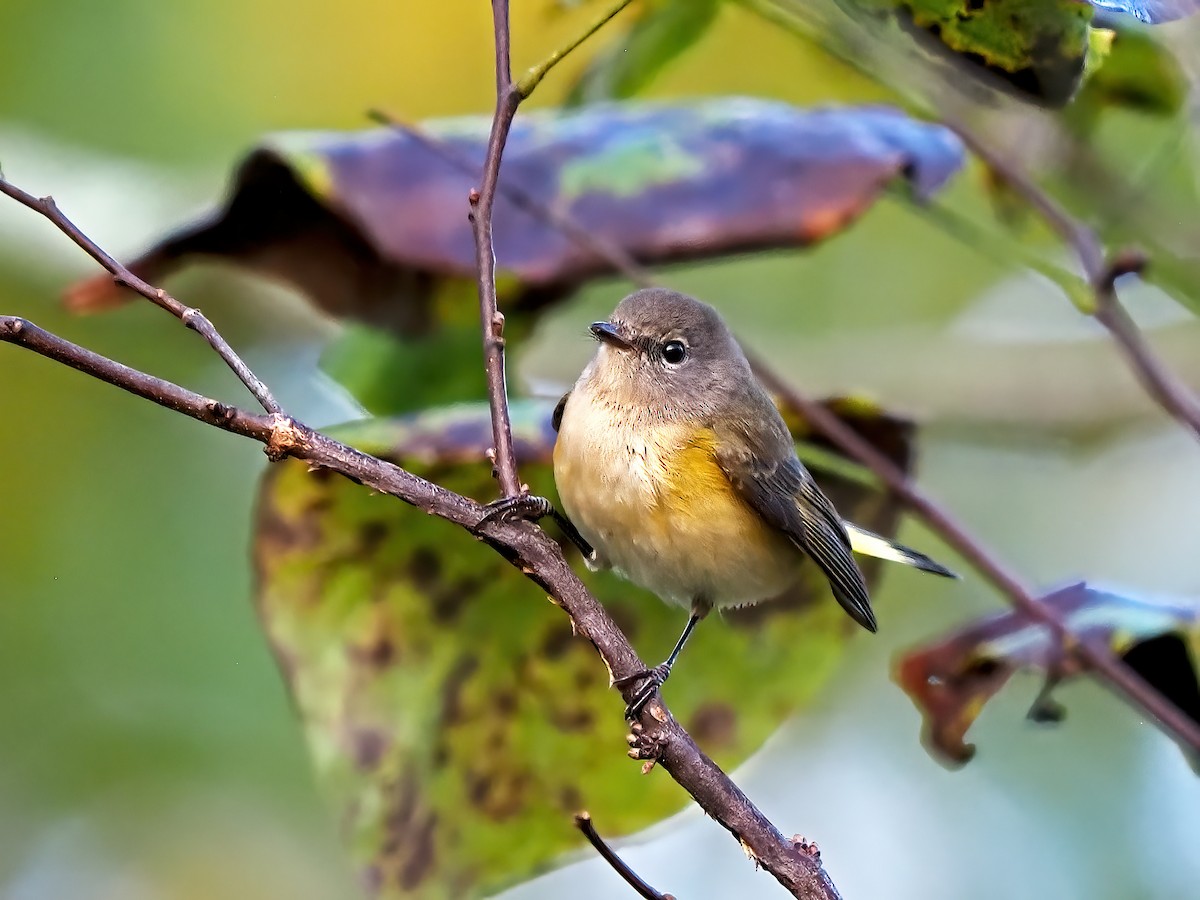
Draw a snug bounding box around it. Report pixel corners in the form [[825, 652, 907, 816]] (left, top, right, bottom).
[[843, 523, 957, 579]]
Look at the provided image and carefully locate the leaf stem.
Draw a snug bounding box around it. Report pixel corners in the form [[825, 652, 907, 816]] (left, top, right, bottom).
[[0, 178, 281, 416], [516, 0, 637, 98]]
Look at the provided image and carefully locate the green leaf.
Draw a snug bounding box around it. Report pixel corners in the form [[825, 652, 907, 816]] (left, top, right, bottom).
[[894, 582, 1200, 768], [320, 325, 486, 417], [253, 397, 928, 897], [564, 0, 721, 105]]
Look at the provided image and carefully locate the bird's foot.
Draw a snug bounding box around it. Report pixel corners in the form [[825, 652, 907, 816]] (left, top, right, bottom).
[[477, 493, 594, 559], [478, 493, 555, 527], [615, 662, 673, 720]]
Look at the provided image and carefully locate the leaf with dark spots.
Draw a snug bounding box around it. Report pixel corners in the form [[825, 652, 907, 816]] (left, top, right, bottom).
[[66, 99, 964, 338], [894, 582, 1200, 769], [252, 396, 925, 897]]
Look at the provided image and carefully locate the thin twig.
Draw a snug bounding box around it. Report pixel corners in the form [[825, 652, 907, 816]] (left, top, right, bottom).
[[574, 812, 675, 900], [741, 0, 1200, 441], [516, 0, 636, 98], [0, 312, 841, 898], [367, 109, 656, 288], [469, 0, 637, 498], [470, 0, 523, 497], [749, 361, 1200, 756], [945, 117, 1200, 443], [0, 178, 282, 416]]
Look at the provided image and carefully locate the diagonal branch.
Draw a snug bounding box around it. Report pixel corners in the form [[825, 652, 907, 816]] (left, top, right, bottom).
[[749, 362, 1200, 757], [0, 0, 843, 892], [0, 178, 281, 416], [0, 311, 841, 899], [945, 118, 1200, 444]]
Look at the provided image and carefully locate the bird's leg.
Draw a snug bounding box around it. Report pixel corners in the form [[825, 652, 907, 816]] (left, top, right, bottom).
[[616, 604, 707, 720], [477, 494, 594, 560]]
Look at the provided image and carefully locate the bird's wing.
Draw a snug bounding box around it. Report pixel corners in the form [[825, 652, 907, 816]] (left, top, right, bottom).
[[715, 434, 876, 633], [551, 391, 570, 433]]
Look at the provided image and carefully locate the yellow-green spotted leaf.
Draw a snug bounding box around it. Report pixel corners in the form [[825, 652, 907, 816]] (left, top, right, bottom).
[[253, 397, 926, 897]]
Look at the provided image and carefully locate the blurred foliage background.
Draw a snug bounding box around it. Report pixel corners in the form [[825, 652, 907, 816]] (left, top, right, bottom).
[[2, 1, 1200, 899]]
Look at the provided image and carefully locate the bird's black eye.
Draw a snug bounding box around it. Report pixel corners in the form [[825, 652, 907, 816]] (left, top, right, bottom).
[[662, 340, 687, 365]]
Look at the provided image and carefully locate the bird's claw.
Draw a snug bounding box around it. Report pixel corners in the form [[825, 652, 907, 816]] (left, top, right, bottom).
[[478, 494, 595, 560], [477, 494, 553, 528], [616, 662, 672, 720]]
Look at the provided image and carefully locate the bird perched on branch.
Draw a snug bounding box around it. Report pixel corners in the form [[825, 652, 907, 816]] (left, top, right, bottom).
[[486, 288, 954, 717]]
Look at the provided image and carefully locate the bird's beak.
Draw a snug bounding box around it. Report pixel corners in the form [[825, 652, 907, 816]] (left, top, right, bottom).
[[589, 320, 633, 351]]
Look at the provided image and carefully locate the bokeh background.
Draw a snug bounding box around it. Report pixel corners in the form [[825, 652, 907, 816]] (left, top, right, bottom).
[[2, 2, 1200, 898]]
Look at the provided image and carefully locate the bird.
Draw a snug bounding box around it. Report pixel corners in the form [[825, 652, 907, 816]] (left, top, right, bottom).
[[485, 287, 955, 718]]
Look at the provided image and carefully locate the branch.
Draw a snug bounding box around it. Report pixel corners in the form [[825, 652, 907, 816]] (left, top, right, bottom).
[[0, 312, 840, 898], [468, 0, 636, 498], [385, 82, 1200, 759], [460, 4, 839, 895], [469, 0, 523, 498], [945, 117, 1200, 443], [0, 178, 281, 416], [516, 0, 636, 98], [574, 812, 675, 900], [0, 1, 842, 892], [749, 361, 1200, 757]]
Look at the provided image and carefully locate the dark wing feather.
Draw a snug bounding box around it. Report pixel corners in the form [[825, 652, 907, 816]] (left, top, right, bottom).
[[716, 433, 877, 633], [551, 391, 570, 433]]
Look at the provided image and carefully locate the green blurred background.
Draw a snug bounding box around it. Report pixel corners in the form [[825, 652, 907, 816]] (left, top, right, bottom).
[[2, 2, 1200, 898]]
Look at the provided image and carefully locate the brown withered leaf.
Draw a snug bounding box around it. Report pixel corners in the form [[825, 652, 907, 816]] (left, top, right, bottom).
[[895, 582, 1200, 768], [67, 99, 963, 333]]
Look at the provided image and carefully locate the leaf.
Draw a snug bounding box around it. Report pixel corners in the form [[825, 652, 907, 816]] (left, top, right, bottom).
[[564, 0, 721, 105], [65, 99, 964, 337], [1089, 0, 1200, 24], [253, 396, 925, 898], [847, 0, 1094, 106], [319, 324, 492, 416], [894, 582, 1200, 768]]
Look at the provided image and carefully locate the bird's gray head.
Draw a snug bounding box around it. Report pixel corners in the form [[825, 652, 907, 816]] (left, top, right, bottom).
[[583, 288, 753, 413]]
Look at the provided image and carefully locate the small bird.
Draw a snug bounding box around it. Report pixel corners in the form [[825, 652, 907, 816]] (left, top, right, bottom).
[[488, 288, 954, 717]]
